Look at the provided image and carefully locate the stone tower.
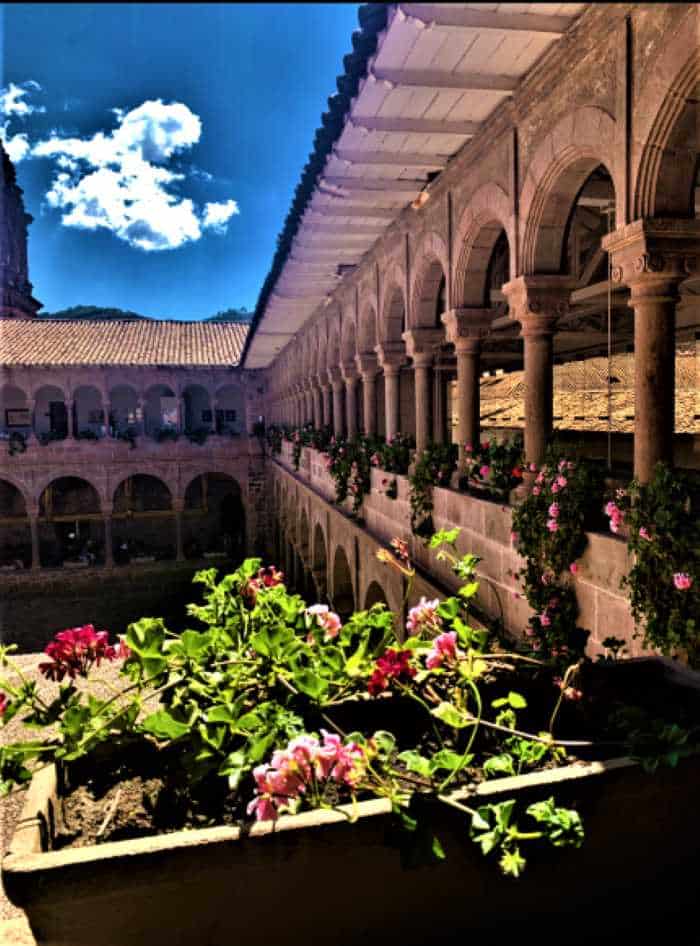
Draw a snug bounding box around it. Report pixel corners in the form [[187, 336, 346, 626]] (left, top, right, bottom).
[[0, 139, 41, 318]]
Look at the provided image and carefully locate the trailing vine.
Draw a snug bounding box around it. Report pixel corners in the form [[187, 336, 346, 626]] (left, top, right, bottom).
[[511, 448, 602, 659], [371, 433, 414, 475], [408, 442, 458, 537], [462, 436, 524, 498], [603, 463, 700, 664]]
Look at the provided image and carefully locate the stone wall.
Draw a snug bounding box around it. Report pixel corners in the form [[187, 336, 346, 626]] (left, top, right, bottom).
[[274, 443, 642, 659]]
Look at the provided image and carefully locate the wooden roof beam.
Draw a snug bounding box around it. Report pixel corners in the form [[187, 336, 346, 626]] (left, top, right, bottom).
[[333, 148, 448, 168], [350, 115, 478, 135], [400, 4, 572, 36], [370, 67, 516, 93], [307, 203, 397, 219], [321, 176, 423, 193]]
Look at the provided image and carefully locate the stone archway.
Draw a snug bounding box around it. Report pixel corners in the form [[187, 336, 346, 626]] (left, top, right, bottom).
[[312, 521, 328, 601], [112, 474, 174, 563], [183, 473, 245, 561], [0, 478, 30, 569], [38, 476, 103, 568], [331, 543, 354, 622], [364, 580, 389, 610]]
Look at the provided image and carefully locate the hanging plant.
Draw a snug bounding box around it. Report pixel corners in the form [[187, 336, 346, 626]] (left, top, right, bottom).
[[511, 448, 603, 659], [603, 463, 700, 664], [371, 433, 414, 475], [408, 442, 458, 536], [7, 431, 27, 457], [462, 436, 524, 498]]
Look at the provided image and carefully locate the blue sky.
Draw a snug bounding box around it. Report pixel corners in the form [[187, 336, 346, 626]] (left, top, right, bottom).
[[0, 3, 360, 319]]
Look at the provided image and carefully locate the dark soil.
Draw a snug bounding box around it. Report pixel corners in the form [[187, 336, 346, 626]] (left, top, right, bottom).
[[53, 658, 700, 850]]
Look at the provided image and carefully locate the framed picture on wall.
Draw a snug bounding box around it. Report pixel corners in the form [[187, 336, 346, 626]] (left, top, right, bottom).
[[6, 408, 32, 427]]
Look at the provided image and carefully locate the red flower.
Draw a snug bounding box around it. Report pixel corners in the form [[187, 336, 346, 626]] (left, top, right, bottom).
[[367, 648, 416, 695], [243, 566, 285, 605], [511, 466, 523, 479], [0, 692, 9, 717], [39, 625, 117, 682]]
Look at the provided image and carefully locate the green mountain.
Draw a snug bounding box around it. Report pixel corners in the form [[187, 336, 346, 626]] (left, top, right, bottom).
[[38, 305, 252, 322]]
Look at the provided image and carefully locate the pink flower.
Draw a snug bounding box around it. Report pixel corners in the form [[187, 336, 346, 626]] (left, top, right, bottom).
[[558, 460, 567, 471], [39, 625, 117, 682], [465, 443, 473, 453], [536, 472, 545, 485], [512, 591, 521, 600], [481, 440, 490, 451], [406, 597, 442, 636], [510, 531, 518, 544], [551, 482, 560, 494], [532, 486, 541, 496], [556, 475, 567, 489], [479, 465, 490, 479], [529, 463, 538, 473], [639, 527, 652, 541], [390, 537, 410, 564], [368, 648, 416, 695], [569, 563, 578, 575], [425, 631, 460, 670], [673, 572, 693, 591], [306, 604, 342, 640], [540, 613, 551, 627], [548, 502, 560, 519], [371, 453, 381, 466], [546, 518, 559, 533], [525, 627, 535, 637]]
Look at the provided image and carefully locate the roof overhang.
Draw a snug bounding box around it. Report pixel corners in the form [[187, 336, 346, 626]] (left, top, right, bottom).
[[244, 2, 588, 370]]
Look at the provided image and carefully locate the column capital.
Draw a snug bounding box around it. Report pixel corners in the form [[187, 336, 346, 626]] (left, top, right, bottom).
[[502, 275, 576, 336], [602, 217, 700, 292], [340, 361, 359, 383], [355, 352, 378, 377], [326, 366, 342, 386], [402, 328, 443, 362], [375, 343, 406, 373], [441, 307, 492, 344]]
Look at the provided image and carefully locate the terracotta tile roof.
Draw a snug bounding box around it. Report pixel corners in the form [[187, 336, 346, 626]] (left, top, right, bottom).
[[0, 319, 250, 367]]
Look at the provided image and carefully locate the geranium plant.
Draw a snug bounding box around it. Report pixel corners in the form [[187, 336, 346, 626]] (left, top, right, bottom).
[[603, 463, 700, 664], [462, 437, 524, 497], [408, 442, 458, 536]]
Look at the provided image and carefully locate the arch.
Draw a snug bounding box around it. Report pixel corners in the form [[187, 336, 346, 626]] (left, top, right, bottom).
[[0, 384, 29, 435], [312, 521, 328, 600], [0, 478, 28, 518], [32, 470, 103, 508], [143, 383, 176, 437], [364, 580, 389, 610], [214, 384, 245, 435], [380, 272, 407, 345], [109, 384, 139, 433], [73, 384, 105, 438], [299, 507, 310, 563], [33, 384, 67, 439], [331, 543, 355, 623], [341, 318, 357, 364], [182, 384, 212, 434], [520, 107, 618, 275], [113, 474, 173, 513], [409, 232, 449, 328], [183, 472, 245, 560], [453, 183, 514, 307], [634, 48, 700, 218], [358, 303, 378, 353], [39, 476, 101, 517], [0, 473, 30, 509]]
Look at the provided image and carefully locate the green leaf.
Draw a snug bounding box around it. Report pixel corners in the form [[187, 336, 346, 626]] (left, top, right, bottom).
[[372, 730, 397, 757], [458, 581, 480, 599], [178, 630, 211, 659], [483, 753, 516, 778], [397, 750, 434, 778], [431, 701, 470, 729], [500, 847, 527, 877], [206, 704, 239, 725], [292, 669, 328, 701], [431, 748, 471, 773], [141, 710, 190, 741]]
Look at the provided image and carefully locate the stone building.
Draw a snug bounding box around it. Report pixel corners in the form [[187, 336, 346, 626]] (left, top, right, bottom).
[[2, 3, 699, 658], [244, 3, 700, 656]]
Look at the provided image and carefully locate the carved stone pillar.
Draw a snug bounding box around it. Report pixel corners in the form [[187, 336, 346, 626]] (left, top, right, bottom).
[[503, 277, 575, 471], [320, 379, 332, 428], [376, 344, 406, 443], [403, 330, 443, 454], [341, 363, 359, 439], [328, 368, 345, 437], [66, 398, 75, 438], [442, 308, 492, 473], [28, 506, 40, 571], [356, 353, 379, 436], [603, 219, 700, 482], [312, 385, 323, 429]]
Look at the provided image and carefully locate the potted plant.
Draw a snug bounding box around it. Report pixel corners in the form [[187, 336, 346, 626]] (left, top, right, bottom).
[[2, 535, 699, 946]]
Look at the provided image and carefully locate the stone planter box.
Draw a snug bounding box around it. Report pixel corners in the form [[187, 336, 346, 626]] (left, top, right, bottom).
[[4, 752, 700, 946]]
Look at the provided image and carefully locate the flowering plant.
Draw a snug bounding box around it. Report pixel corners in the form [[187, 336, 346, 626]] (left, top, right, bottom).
[[605, 464, 700, 662], [462, 437, 524, 497], [511, 449, 603, 658], [265, 425, 284, 456], [371, 433, 415, 475], [408, 441, 458, 535]]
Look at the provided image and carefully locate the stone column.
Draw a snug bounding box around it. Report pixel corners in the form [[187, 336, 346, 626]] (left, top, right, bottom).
[[313, 385, 323, 429], [103, 510, 114, 568], [26, 398, 35, 441], [442, 309, 492, 471], [305, 387, 314, 425], [341, 364, 359, 439], [603, 219, 700, 482], [66, 398, 75, 438], [356, 353, 379, 437], [322, 383, 332, 428], [28, 507, 40, 571], [403, 330, 443, 454], [174, 500, 185, 562], [329, 369, 345, 437], [376, 344, 407, 443], [503, 277, 575, 471]]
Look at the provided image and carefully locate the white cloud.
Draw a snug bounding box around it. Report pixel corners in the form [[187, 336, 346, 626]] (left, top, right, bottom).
[[31, 99, 239, 251], [0, 81, 45, 163], [202, 199, 240, 232]]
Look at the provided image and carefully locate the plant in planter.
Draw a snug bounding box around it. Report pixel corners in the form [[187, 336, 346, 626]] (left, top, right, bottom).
[[185, 427, 210, 446], [462, 436, 524, 498], [7, 431, 27, 457], [266, 424, 283, 456], [115, 426, 138, 449], [408, 441, 458, 536], [37, 430, 66, 446], [154, 427, 179, 444], [603, 463, 700, 665], [371, 433, 415, 475], [511, 449, 603, 660]]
